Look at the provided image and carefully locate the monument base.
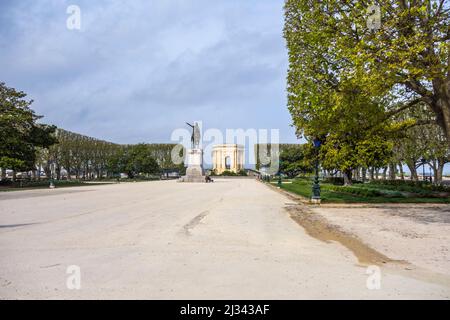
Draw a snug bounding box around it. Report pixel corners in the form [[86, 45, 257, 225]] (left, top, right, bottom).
[[179, 148, 207, 183], [179, 176, 206, 183]]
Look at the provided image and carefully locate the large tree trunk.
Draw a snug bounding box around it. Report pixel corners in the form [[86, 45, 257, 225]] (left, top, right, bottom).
[[1, 168, 6, 181], [44, 165, 51, 180], [398, 163, 405, 180], [430, 159, 445, 185], [361, 167, 367, 182], [343, 169, 352, 186], [56, 166, 61, 180], [406, 161, 418, 181], [353, 168, 360, 181], [381, 167, 387, 180], [436, 163, 444, 185], [369, 167, 374, 180], [388, 163, 396, 180], [432, 78, 450, 146]]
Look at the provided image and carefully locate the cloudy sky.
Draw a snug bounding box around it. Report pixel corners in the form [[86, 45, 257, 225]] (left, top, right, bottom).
[[0, 0, 298, 159]]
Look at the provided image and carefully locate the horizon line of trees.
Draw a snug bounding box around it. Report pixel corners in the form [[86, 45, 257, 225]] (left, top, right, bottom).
[[17, 128, 186, 181], [255, 139, 449, 185], [1, 82, 185, 182]]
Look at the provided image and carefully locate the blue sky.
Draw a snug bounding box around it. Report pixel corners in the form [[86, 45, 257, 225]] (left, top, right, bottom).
[[0, 0, 298, 151]]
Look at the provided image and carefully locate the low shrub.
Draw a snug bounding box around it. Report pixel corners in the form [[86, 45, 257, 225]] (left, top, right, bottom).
[[220, 170, 237, 176], [323, 177, 344, 185], [328, 185, 378, 197], [237, 170, 248, 176], [367, 179, 449, 192], [322, 177, 363, 185], [328, 185, 404, 198]]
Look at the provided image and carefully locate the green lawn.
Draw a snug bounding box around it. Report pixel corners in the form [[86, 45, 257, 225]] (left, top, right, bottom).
[[275, 178, 450, 204]]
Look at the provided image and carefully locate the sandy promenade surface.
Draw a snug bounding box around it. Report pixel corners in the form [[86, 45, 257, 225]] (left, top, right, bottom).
[[311, 204, 450, 277], [0, 179, 449, 299]]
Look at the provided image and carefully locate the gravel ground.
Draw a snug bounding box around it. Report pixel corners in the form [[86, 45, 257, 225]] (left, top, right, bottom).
[[311, 204, 450, 277], [0, 179, 449, 299]]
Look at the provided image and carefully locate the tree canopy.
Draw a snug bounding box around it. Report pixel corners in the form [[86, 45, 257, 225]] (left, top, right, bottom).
[[285, 0, 450, 142], [108, 144, 161, 179], [279, 144, 314, 178], [284, 0, 450, 184], [0, 82, 57, 172]]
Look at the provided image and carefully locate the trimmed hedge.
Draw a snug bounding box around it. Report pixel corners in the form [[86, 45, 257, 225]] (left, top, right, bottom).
[[328, 185, 404, 198], [322, 177, 363, 185], [328, 185, 382, 197], [367, 179, 449, 192]]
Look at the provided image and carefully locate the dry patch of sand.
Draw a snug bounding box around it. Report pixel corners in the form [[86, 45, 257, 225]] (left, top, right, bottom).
[[301, 203, 450, 286], [286, 204, 403, 266]]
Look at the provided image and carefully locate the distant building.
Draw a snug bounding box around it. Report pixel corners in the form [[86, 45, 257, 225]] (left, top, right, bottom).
[[212, 144, 244, 174]]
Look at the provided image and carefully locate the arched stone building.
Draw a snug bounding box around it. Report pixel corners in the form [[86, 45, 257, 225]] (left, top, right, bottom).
[[212, 144, 244, 174]]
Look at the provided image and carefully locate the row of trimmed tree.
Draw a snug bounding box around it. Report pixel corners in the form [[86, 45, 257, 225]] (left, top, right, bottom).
[[34, 130, 185, 180], [0, 82, 185, 181]]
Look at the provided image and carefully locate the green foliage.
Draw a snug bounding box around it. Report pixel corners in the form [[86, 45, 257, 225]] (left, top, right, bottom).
[[328, 182, 449, 198], [129, 144, 160, 177], [37, 128, 123, 179], [367, 179, 449, 192], [0, 157, 25, 171], [280, 178, 450, 203], [393, 105, 449, 183], [220, 170, 237, 176], [327, 185, 386, 198], [322, 177, 346, 185], [255, 143, 311, 173], [320, 133, 394, 177], [213, 170, 248, 176], [146, 143, 185, 172], [279, 144, 314, 177], [237, 169, 248, 176], [0, 84, 184, 181], [284, 0, 450, 144], [284, 2, 402, 181], [107, 144, 160, 178], [284, 0, 450, 185], [0, 82, 57, 171], [34, 129, 185, 180]]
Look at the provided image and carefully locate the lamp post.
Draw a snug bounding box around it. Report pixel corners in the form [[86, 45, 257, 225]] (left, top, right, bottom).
[[311, 138, 322, 204], [49, 161, 55, 189], [277, 160, 282, 187]]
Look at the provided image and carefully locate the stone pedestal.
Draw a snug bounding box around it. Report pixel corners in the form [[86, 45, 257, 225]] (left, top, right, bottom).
[[179, 149, 206, 183]]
